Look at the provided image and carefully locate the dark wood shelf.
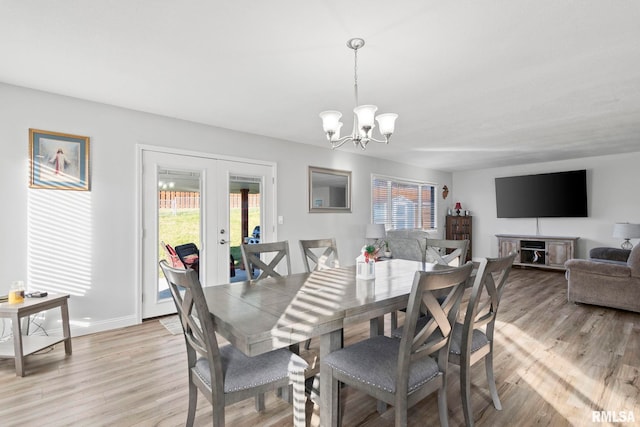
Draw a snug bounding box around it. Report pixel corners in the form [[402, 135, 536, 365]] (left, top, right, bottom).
[[445, 215, 472, 262]]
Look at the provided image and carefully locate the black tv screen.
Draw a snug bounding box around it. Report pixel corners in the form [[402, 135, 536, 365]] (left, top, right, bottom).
[[495, 170, 588, 218]]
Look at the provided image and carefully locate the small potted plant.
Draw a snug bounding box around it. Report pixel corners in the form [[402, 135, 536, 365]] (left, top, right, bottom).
[[383, 241, 392, 258]]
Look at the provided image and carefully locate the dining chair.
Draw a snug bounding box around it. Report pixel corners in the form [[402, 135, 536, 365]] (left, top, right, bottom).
[[299, 238, 340, 272], [322, 262, 474, 427], [159, 260, 308, 427], [448, 252, 516, 427], [241, 241, 291, 280], [426, 238, 470, 266], [299, 238, 340, 351], [388, 238, 466, 332], [387, 237, 426, 331]]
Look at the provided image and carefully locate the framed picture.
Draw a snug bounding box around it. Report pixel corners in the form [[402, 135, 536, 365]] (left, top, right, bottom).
[[308, 166, 351, 213], [29, 129, 90, 191]]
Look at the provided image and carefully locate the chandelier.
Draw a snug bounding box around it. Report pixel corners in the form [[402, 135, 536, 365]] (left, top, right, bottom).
[[320, 38, 398, 150]]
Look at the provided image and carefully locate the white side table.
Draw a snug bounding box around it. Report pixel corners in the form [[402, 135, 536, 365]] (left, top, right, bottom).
[[0, 293, 72, 376]]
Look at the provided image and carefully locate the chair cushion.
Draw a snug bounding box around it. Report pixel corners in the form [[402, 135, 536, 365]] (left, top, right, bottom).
[[322, 335, 439, 393], [193, 345, 308, 393], [448, 322, 489, 355]]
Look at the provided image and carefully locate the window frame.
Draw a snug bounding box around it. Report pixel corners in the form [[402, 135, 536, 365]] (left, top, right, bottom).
[[370, 174, 438, 231]]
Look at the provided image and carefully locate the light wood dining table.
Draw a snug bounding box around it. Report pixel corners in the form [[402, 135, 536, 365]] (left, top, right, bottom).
[[201, 258, 447, 426]]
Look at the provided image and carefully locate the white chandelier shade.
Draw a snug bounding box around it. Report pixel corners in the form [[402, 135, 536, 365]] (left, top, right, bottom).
[[320, 38, 398, 150]]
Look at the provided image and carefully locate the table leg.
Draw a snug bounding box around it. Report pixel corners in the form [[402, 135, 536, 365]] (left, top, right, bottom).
[[320, 329, 342, 427], [61, 300, 72, 355], [369, 316, 385, 337], [11, 313, 25, 377]]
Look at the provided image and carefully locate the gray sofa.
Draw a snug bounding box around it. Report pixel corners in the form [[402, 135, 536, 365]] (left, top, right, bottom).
[[385, 229, 430, 262], [565, 244, 640, 313]]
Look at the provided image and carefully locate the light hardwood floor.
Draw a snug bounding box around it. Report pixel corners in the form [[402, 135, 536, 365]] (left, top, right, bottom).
[[1, 268, 639, 426]]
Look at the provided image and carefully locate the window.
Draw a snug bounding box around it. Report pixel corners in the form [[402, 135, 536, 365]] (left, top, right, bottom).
[[372, 175, 436, 230]]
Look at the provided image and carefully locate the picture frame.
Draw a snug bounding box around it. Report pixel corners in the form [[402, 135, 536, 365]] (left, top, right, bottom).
[[29, 129, 90, 191], [308, 166, 351, 213]]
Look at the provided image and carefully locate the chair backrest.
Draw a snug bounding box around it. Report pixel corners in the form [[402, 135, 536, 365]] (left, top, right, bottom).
[[158, 260, 224, 396], [241, 241, 291, 280], [461, 252, 516, 349], [174, 243, 200, 265], [397, 263, 474, 389], [426, 239, 469, 266], [161, 241, 185, 269], [299, 238, 339, 272]]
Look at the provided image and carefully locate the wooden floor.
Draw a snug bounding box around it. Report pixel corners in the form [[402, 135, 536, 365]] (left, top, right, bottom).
[[1, 268, 639, 426]]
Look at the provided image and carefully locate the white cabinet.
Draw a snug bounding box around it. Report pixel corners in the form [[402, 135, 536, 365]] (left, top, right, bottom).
[[496, 234, 578, 270]]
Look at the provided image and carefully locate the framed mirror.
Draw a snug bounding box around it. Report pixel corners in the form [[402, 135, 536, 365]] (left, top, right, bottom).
[[308, 166, 352, 213]]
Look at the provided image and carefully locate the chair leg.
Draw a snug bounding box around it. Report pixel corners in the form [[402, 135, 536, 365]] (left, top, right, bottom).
[[485, 352, 502, 410], [186, 380, 197, 427], [460, 358, 474, 427], [437, 387, 449, 427], [395, 397, 408, 427], [255, 393, 265, 412]]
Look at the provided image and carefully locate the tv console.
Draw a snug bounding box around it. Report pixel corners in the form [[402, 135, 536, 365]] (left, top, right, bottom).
[[496, 234, 579, 271]]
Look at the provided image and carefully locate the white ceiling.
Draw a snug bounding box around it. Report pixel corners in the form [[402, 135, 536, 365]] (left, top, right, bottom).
[[2, 1, 639, 171]]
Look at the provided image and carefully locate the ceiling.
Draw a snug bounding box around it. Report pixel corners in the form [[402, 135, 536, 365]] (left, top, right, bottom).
[[2, 1, 639, 172]]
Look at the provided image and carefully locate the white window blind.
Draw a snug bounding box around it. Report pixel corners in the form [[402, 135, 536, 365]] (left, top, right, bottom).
[[372, 175, 436, 230]]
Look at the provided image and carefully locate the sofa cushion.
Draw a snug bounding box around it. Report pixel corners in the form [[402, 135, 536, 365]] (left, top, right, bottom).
[[589, 247, 631, 263]]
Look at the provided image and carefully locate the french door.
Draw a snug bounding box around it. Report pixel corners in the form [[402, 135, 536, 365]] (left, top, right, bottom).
[[140, 148, 275, 319]]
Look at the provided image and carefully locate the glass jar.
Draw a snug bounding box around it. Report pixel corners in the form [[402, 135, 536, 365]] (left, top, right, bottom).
[[8, 281, 25, 304]]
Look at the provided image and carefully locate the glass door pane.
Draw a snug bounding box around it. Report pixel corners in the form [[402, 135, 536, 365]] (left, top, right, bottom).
[[157, 168, 201, 298], [228, 175, 261, 283]]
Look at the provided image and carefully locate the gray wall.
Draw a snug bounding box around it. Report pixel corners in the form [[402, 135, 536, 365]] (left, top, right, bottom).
[[452, 152, 640, 260], [0, 83, 452, 336]]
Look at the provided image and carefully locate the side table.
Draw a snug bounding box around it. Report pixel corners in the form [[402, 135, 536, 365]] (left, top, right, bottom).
[[0, 293, 72, 376]]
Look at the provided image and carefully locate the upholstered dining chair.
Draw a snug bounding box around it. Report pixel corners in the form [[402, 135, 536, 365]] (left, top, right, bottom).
[[426, 238, 470, 266], [299, 238, 340, 272], [447, 252, 515, 427], [322, 262, 474, 427], [241, 241, 291, 281], [159, 260, 308, 427]]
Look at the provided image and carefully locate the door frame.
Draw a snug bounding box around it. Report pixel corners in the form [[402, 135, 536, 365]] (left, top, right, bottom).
[[135, 144, 278, 322]]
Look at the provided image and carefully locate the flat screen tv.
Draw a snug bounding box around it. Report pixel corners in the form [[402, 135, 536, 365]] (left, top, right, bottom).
[[495, 170, 588, 218]]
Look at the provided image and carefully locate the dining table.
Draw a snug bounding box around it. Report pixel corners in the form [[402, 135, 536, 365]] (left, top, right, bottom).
[[201, 258, 452, 426]]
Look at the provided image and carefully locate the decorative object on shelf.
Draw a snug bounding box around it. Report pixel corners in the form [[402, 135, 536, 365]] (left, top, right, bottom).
[[465, 210, 470, 216], [383, 240, 392, 258], [442, 185, 449, 199], [454, 202, 462, 216], [29, 128, 90, 191], [319, 38, 398, 151], [613, 222, 640, 250], [365, 223, 386, 249]]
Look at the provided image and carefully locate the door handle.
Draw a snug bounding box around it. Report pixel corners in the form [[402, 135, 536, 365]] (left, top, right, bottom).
[[220, 239, 228, 245]]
